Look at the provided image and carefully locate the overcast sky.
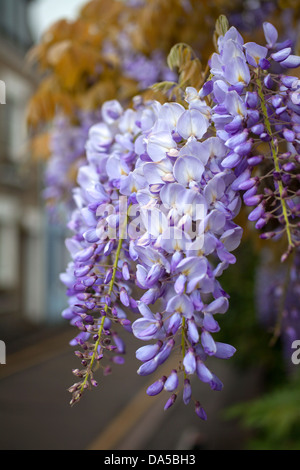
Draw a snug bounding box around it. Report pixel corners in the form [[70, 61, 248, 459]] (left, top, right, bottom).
[[28, 0, 87, 41]]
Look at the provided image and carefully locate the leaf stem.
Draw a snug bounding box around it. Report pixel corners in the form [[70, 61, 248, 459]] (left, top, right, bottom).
[[256, 73, 294, 252], [79, 207, 129, 395]]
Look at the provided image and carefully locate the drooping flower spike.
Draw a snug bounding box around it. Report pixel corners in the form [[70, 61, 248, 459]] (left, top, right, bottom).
[[61, 100, 144, 405], [208, 21, 300, 260], [63, 87, 243, 416]]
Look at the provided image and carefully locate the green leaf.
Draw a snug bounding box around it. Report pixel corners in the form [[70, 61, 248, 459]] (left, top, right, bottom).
[[151, 81, 177, 94], [213, 15, 230, 50], [167, 43, 195, 72], [215, 15, 230, 37]]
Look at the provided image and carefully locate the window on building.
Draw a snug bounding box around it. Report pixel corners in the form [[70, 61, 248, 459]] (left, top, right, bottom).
[[0, 0, 33, 51], [0, 96, 13, 162]]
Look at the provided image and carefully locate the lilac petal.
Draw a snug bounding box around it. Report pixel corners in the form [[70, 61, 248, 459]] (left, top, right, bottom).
[[244, 42, 267, 67], [147, 132, 177, 162], [280, 55, 300, 68], [239, 178, 256, 190], [195, 402, 207, 420], [155, 339, 175, 365], [190, 290, 204, 311], [264, 74, 274, 89], [120, 287, 130, 307], [203, 175, 226, 206], [224, 116, 243, 134], [70, 332, 90, 347], [247, 110, 260, 127], [214, 342, 236, 359], [166, 294, 194, 319], [177, 109, 209, 140], [74, 265, 92, 278], [201, 331, 217, 356], [196, 358, 213, 383], [213, 79, 229, 103], [255, 217, 267, 230], [204, 296, 229, 314], [171, 251, 184, 272], [221, 152, 242, 169], [183, 379, 192, 405], [83, 229, 100, 243], [137, 359, 158, 376], [234, 140, 253, 156], [147, 377, 167, 396], [187, 318, 199, 344], [138, 302, 155, 319], [173, 156, 204, 185], [203, 313, 220, 333], [246, 91, 258, 109], [183, 349, 196, 374], [263, 22, 278, 47], [244, 194, 263, 206], [145, 263, 164, 287], [136, 264, 148, 289], [102, 99, 123, 123], [283, 129, 295, 142], [74, 246, 95, 262], [280, 75, 298, 88], [248, 155, 264, 166], [164, 394, 177, 410], [132, 318, 161, 341], [231, 168, 251, 191], [224, 91, 247, 117], [224, 57, 250, 86], [122, 262, 130, 281], [141, 287, 161, 305], [62, 308, 76, 321], [225, 130, 248, 150], [275, 106, 287, 116], [248, 204, 265, 221], [216, 243, 236, 264], [210, 374, 223, 391], [164, 370, 179, 392], [220, 227, 243, 252], [251, 124, 265, 135], [271, 47, 291, 62], [136, 343, 162, 362], [167, 312, 182, 335], [174, 274, 186, 295], [259, 58, 271, 70], [103, 240, 115, 256], [199, 80, 213, 98]]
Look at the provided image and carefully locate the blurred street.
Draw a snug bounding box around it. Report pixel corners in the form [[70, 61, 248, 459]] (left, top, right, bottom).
[[0, 325, 262, 450]]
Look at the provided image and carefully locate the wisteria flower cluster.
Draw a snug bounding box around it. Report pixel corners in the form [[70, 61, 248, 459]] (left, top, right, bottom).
[[208, 22, 300, 258], [60, 21, 300, 418], [44, 110, 101, 216]]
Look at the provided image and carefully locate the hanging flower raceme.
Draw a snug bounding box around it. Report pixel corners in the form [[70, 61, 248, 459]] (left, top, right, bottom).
[[61, 90, 243, 415], [127, 94, 243, 418], [208, 21, 300, 260], [60, 99, 145, 405]]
